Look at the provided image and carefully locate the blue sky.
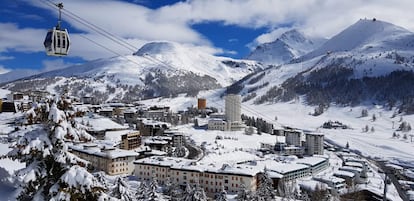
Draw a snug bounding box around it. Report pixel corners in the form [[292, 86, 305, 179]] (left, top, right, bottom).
[[1, 0, 413, 76]]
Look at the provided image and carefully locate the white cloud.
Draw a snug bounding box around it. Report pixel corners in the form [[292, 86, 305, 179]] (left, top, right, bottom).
[[41, 59, 76, 72], [247, 27, 294, 50], [3, 0, 414, 62], [0, 23, 46, 53], [0, 55, 14, 61], [0, 65, 11, 74]]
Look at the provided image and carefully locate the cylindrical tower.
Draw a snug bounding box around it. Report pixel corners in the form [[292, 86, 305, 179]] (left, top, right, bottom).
[[198, 98, 206, 110], [225, 94, 241, 122]]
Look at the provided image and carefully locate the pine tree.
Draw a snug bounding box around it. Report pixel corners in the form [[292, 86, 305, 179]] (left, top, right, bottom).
[[255, 168, 276, 200], [111, 177, 133, 201], [183, 184, 207, 201], [146, 179, 160, 201], [135, 181, 148, 201], [235, 184, 253, 201], [301, 191, 311, 201], [277, 180, 296, 200], [95, 171, 109, 190], [163, 177, 182, 200], [7, 97, 105, 201], [215, 186, 228, 201], [361, 109, 368, 117]]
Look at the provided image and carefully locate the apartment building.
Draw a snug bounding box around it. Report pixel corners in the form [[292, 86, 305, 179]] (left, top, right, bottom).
[[305, 132, 324, 155], [70, 144, 139, 175], [134, 155, 330, 197], [297, 156, 330, 175], [120, 131, 141, 150], [285, 129, 302, 147], [134, 157, 259, 196]]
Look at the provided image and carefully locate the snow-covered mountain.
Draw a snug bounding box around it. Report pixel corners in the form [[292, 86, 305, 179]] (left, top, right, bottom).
[[0, 69, 38, 84], [2, 42, 264, 102], [246, 29, 326, 65], [300, 18, 414, 61], [230, 19, 414, 113]]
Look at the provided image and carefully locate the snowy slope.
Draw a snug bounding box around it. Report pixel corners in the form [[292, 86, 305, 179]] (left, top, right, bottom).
[[0, 69, 38, 85], [2, 42, 265, 102], [228, 19, 414, 111], [246, 29, 326, 65], [39, 42, 262, 87], [141, 89, 414, 168], [301, 19, 414, 60]]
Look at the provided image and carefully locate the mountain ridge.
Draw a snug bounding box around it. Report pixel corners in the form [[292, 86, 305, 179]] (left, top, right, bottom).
[[2, 41, 265, 103], [228, 19, 414, 113], [246, 29, 326, 65]]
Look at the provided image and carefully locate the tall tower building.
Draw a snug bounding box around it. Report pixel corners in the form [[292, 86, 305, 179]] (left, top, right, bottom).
[[306, 132, 324, 155], [285, 130, 302, 147], [225, 94, 241, 123]]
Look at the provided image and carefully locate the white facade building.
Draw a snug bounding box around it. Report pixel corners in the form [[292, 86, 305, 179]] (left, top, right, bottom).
[[306, 132, 324, 155], [208, 94, 244, 131], [70, 144, 139, 175], [285, 129, 302, 147], [225, 94, 241, 123]]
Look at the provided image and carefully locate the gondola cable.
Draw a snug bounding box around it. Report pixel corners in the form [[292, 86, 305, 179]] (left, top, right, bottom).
[[38, 0, 283, 127]]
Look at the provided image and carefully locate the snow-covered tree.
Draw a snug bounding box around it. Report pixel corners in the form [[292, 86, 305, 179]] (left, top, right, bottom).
[[146, 179, 161, 201], [255, 168, 276, 200], [135, 181, 148, 201], [215, 186, 228, 201], [95, 171, 109, 190], [235, 184, 254, 201], [398, 121, 412, 132], [300, 191, 311, 201], [361, 109, 368, 117], [163, 177, 182, 200], [7, 96, 105, 201], [183, 184, 207, 201], [277, 179, 296, 200], [111, 177, 133, 201], [173, 146, 186, 157]]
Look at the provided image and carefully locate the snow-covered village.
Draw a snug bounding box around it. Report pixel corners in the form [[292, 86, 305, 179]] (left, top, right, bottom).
[[2, 1, 414, 201]]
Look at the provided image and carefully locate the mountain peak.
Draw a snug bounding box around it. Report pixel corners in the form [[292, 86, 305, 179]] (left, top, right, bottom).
[[279, 29, 308, 44], [301, 19, 413, 60], [134, 41, 178, 56], [246, 29, 325, 65]]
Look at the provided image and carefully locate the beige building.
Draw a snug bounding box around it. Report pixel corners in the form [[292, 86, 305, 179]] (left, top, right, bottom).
[[120, 131, 141, 150], [134, 156, 329, 197], [134, 157, 259, 196], [70, 144, 139, 175]]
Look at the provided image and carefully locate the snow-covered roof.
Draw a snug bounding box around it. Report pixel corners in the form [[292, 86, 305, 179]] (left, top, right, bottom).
[[344, 162, 363, 168], [105, 130, 135, 143], [144, 138, 169, 145], [134, 156, 286, 177], [70, 143, 139, 159], [334, 170, 355, 178], [297, 156, 328, 166], [75, 114, 128, 131], [314, 175, 345, 184], [139, 118, 171, 127], [99, 107, 113, 112], [124, 108, 137, 113], [339, 166, 363, 173], [305, 132, 324, 136], [299, 179, 329, 191], [385, 163, 404, 170]]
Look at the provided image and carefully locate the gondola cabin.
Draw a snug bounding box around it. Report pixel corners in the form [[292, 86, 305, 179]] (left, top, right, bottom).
[[44, 27, 70, 56]]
